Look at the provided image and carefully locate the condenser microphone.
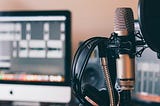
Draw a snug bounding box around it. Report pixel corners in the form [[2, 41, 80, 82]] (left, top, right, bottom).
[[114, 8, 135, 91]]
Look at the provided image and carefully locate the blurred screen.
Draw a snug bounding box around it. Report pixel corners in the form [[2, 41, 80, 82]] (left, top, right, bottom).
[[0, 15, 69, 83]]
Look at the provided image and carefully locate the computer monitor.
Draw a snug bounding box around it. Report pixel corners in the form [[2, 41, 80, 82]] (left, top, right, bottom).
[[0, 10, 71, 103]]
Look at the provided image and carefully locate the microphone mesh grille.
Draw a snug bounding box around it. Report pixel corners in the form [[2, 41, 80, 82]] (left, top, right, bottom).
[[114, 8, 134, 33]]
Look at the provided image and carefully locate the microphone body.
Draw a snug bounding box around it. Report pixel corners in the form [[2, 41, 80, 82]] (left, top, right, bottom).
[[115, 31, 135, 91], [114, 8, 135, 105], [114, 8, 135, 91]]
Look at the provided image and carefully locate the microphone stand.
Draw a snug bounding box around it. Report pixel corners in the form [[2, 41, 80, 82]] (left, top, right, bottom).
[[119, 90, 132, 106]]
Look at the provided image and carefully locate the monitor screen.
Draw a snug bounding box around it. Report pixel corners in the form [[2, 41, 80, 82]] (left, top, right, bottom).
[[0, 11, 71, 103]]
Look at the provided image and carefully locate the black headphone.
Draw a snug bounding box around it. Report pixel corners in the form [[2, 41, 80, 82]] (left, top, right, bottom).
[[71, 37, 113, 106]]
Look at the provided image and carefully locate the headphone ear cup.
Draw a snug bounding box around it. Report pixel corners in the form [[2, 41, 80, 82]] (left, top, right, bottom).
[[82, 84, 109, 106]]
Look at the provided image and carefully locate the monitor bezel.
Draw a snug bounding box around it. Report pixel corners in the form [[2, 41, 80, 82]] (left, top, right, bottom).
[[0, 10, 71, 86]]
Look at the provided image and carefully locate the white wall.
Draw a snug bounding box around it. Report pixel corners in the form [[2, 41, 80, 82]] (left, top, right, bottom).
[[0, 0, 138, 54]]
